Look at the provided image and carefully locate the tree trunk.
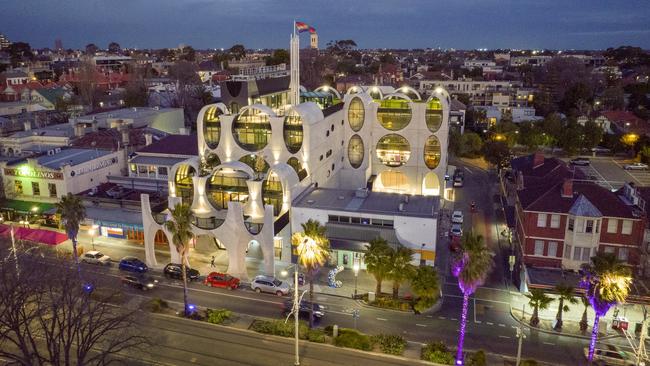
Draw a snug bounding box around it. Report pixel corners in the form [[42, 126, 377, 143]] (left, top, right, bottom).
[[580, 307, 589, 333], [309, 278, 314, 329], [181, 253, 189, 316], [588, 314, 601, 363], [71, 236, 81, 278], [530, 306, 539, 327], [555, 298, 564, 330], [392, 281, 399, 299], [455, 293, 470, 365], [375, 277, 382, 295]]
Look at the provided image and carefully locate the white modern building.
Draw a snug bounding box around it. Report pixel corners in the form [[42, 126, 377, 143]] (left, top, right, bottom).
[[140, 33, 450, 281]]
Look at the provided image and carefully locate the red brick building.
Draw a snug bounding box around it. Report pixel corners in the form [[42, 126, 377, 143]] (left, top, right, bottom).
[[511, 153, 646, 270]]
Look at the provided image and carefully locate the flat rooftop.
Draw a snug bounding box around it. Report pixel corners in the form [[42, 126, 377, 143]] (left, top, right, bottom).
[[36, 148, 112, 169], [77, 107, 180, 121], [293, 188, 439, 218], [9, 123, 73, 138]]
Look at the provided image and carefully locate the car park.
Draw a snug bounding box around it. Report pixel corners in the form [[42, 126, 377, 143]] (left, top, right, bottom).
[[251, 275, 291, 296], [163, 263, 200, 281], [451, 211, 464, 224], [450, 223, 463, 237], [624, 162, 649, 170], [204, 272, 240, 290], [282, 300, 325, 319], [583, 345, 634, 366], [570, 158, 590, 166], [81, 251, 111, 265], [118, 256, 148, 273], [121, 275, 158, 291]]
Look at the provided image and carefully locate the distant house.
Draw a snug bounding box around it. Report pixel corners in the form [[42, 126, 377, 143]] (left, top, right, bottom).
[[197, 61, 223, 83], [1, 70, 29, 87], [600, 110, 649, 136], [30, 87, 70, 110], [577, 114, 613, 134]]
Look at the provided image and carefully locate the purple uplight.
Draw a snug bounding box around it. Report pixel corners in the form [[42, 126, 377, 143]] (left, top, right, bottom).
[[455, 293, 470, 365]]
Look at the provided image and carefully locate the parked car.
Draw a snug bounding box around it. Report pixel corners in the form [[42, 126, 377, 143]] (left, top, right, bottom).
[[163, 263, 200, 281], [583, 345, 634, 366], [251, 275, 291, 296], [451, 211, 464, 224], [449, 235, 462, 253], [591, 146, 611, 154], [81, 251, 111, 265], [450, 224, 463, 237], [118, 256, 148, 273], [570, 157, 590, 166], [121, 275, 158, 291], [282, 300, 325, 319], [453, 175, 464, 187], [204, 272, 240, 290], [624, 162, 649, 170]]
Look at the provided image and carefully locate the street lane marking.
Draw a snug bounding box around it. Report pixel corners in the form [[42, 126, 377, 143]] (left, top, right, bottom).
[[376, 318, 387, 321], [499, 335, 510, 339], [416, 324, 427, 327], [543, 342, 555, 346], [439, 316, 446, 319], [474, 320, 482, 324], [451, 318, 458, 321], [486, 322, 494, 325], [426, 315, 433, 318], [498, 324, 506, 327]]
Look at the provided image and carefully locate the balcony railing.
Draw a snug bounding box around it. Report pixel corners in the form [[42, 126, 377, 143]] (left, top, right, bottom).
[[191, 215, 225, 230]]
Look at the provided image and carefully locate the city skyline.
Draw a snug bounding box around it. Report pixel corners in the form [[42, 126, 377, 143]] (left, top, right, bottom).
[[4, 0, 650, 50]]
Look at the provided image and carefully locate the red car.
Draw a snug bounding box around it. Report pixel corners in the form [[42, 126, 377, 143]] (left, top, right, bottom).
[[204, 272, 240, 290]]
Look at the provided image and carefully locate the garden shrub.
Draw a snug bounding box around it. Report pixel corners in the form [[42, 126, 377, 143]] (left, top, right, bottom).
[[307, 329, 326, 343], [466, 350, 487, 366], [421, 341, 454, 365], [520, 360, 538, 366], [371, 334, 407, 355], [145, 298, 169, 313], [206, 308, 232, 325], [333, 328, 373, 351]]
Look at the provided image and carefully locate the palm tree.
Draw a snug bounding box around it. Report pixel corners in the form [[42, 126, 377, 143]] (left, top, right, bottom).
[[388, 246, 416, 299], [453, 231, 493, 365], [410, 265, 441, 314], [553, 284, 578, 330], [164, 203, 194, 316], [291, 219, 330, 328], [55, 193, 86, 275], [583, 252, 632, 362], [579, 296, 590, 333], [364, 237, 393, 295], [526, 288, 553, 327]]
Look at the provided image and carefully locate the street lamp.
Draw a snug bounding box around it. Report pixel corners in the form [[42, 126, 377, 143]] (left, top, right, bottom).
[[88, 224, 99, 251], [281, 263, 303, 366], [352, 259, 360, 299]]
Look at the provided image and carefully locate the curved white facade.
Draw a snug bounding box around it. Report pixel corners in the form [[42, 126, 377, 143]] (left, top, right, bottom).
[[141, 88, 450, 279]]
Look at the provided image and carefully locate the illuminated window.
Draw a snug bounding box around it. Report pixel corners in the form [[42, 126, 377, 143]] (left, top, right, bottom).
[[348, 97, 364, 132], [14, 180, 23, 195], [205, 169, 250, 210], [348, 134, 364, 169], [283, 110, 303, 154], [232, 108, 272, 151], [48, 183, 57, 198], [31, 182, 40, 196], [426, 98, 443, 132], [378, 171, 409, 193], [262, 172, 283, 216], [239, 155, 269, 174], [273, 237, 283, 259], [423, 135, 441, 169], [287, 157, 307, 181], [175, 165, 195, 203], [376, 134, 411, 167], [203, 106, 221, 149], [377, 98, 411, 131]]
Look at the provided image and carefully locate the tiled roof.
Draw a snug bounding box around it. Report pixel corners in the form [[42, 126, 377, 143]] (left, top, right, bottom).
[[568, 195, 602, 217], [135, 134, 198, 156]]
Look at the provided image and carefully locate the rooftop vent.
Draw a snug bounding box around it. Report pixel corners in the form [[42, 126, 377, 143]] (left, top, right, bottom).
[[338, 196, 345, 200]]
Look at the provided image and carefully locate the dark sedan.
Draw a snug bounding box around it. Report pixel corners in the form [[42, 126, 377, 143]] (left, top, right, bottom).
[[283, 300, 325, 319], [163, 263, 200, 281], [121, 275, 158, 291]]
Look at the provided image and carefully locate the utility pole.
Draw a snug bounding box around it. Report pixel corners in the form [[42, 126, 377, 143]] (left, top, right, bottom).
[[516, 304, 526, 366], [636, 307, 647, 366]]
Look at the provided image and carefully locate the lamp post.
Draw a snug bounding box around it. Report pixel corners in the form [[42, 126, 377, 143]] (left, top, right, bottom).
[[516, 304, 526, 366], [281, 264, 301, 366], [89, 224, 99, 251], [352, 259, 359, 299]]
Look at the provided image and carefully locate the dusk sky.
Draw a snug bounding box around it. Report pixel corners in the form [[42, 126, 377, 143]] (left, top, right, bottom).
[[4, 0, 650, 50]]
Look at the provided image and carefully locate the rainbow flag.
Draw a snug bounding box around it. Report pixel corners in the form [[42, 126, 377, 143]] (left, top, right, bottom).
[[308, 26, 316, 34], [296, 21, 311, 33]]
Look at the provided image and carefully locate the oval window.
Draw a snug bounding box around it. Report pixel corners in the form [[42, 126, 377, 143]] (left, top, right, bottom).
[[283, 110, 303, 154], [377, 98, 411, 131], [426, 98, 443, 133], [347, 97, 364, 132], [376, 134, 410, 167], [348, 134, 364, 169], [424, 135, 441, 169], [232, 108, 272, 151], [203, 106, 221, 149]]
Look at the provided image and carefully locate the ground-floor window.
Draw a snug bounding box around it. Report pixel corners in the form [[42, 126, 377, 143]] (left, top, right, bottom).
[[273, 237, 282, 259], [14, 180, 23, 194], [48, 183, 57, 198], [31, 182, 40, 196]]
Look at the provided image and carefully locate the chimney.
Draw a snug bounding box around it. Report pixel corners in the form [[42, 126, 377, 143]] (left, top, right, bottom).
[[144, 132, 153, 146], [532, 151, 544, 169], [561, 179, 573, 198], [23, 121, 31, 131]]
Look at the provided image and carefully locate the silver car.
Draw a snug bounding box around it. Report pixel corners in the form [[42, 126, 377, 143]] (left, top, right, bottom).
[[82, 250, 111, 265], [251, 275, 291, 296], [624, 162, 648, 170]]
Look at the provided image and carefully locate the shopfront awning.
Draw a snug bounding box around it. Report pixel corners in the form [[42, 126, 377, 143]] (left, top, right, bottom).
[[0, 224, 68, 245], [0, 200, 56, 214], [329, 238, 369, 252]]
